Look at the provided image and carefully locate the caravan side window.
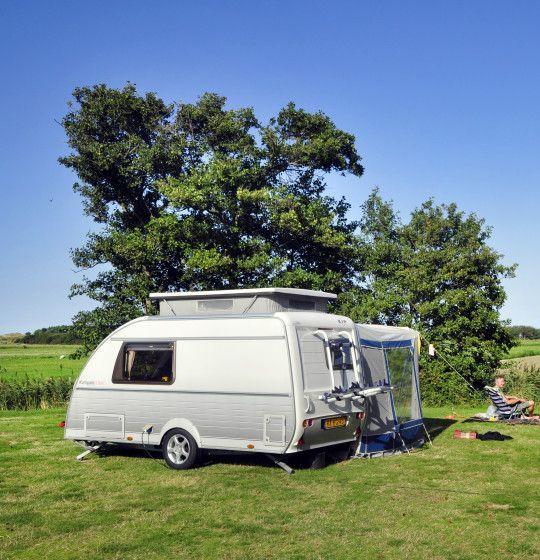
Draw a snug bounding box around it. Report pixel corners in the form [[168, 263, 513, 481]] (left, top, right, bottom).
[[112, 342, 174, 384]]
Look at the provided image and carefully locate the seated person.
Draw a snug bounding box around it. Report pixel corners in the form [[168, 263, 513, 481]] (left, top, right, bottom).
[[493, 375, 535, 416]]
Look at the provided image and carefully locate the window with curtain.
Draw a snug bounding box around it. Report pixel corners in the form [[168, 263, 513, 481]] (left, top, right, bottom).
[[113, 342, 174, 384]]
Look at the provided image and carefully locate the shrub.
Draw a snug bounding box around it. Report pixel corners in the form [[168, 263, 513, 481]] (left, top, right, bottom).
[[0, 333, 24, 344], [0, 377, 73, 410], [419, 364, 540, 408], [419, 352, 490, 407], [419, 368, 484, 407], [498, 366, 540, 403]]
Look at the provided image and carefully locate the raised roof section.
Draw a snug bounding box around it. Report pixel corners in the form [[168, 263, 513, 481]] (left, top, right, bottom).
[[150, 288, 337, 316]]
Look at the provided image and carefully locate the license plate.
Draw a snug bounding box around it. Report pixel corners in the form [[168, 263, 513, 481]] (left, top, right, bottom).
[[322, 416, 347, 430]]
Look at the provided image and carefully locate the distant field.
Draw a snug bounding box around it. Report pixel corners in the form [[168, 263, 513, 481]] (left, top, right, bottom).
[[505, 355, 540, 369], [504, 339, 540, 360], [0, 344, 86, 381]]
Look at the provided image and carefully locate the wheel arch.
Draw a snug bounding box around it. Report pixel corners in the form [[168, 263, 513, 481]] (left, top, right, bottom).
[[159, 419, 202, 447]]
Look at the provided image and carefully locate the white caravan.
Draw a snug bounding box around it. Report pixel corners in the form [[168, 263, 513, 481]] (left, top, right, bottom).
[[64, 288, 384, 470]]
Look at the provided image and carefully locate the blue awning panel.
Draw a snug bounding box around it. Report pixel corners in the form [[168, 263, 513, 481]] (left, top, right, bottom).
[[358, 421, 425, 455]]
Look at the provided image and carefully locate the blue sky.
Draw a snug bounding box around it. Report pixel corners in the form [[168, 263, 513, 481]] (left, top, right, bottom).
[[0, 1, 538, 333]]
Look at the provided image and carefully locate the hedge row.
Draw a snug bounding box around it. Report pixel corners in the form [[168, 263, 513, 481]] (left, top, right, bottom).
[[0, 377, 73, 410], [1, 366, 538, 410]]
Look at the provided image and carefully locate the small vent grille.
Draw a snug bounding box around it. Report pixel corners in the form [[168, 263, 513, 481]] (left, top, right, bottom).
[[263, 414, 286, 445], [84, 414, 125, 437]]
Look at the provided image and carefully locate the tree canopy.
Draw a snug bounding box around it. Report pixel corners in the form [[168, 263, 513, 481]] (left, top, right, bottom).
[[339, 189, 516, 403], [60, 84, 364, 354], [61, 85, 516, 403]]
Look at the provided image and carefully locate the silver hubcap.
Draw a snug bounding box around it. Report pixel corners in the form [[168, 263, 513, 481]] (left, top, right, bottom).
[[167, 434, 190, 465]]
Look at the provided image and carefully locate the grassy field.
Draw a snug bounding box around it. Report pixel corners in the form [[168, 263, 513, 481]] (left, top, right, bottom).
[[504, 339, 540, 360], [0, 407, 538, 560], [0, 345, 85, 382]]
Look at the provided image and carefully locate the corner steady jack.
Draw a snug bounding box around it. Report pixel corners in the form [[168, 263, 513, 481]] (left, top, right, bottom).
[[264, 454, 295, 475]]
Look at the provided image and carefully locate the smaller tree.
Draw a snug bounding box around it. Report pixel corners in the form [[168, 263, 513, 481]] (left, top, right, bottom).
[[340, 189, 516, 403], [61, 86, 364, 354]]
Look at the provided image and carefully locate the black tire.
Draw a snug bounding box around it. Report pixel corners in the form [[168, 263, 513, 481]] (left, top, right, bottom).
[[162, 428, 199, 470]]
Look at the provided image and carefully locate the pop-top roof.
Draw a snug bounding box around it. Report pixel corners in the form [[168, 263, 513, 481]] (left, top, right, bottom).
[[150, 287, 336, 300], [150, 288, 337, 316]]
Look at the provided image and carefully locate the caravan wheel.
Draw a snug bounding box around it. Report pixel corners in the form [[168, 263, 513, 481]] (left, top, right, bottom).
[[162, 429, 199, 470]]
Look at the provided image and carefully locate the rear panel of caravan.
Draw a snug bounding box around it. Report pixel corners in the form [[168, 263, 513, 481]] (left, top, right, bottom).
[[280, 313, 363, 451]]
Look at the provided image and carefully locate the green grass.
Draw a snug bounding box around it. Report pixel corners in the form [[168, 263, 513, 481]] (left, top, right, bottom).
[[505, 339, 540, 360], [0, 407, 538, 559], [0, 345, 86, 382]]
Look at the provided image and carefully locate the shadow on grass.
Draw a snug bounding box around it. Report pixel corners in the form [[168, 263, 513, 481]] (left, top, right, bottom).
[[82, 419, 460, 471], [461, 417, 496, 424], [94, 443, 353, 472], [423, 417, 458, 441]]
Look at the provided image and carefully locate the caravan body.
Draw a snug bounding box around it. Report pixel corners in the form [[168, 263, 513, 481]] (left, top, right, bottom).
[[64, 289, 364, 468], [355, 324, 425, 456]]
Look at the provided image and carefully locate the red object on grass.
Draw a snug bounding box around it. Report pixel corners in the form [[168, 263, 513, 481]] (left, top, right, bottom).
[[453, 429, 477, 439], [58, 421, 65, 428]]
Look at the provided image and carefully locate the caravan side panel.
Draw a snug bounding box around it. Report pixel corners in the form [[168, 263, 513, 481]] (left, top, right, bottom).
[[65, 316, 296, 453]]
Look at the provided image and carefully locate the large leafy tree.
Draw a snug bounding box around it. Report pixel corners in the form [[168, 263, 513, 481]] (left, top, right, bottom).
[[339, 189, 516, 403], [60, 84, 364, 353]]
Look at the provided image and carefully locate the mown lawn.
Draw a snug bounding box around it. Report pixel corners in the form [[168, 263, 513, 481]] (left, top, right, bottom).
[[0, 345, 85, 382], [505, 339, 540, 360], [0, 407, 538, 560]]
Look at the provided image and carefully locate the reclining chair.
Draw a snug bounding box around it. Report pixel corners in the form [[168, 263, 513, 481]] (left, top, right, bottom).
[[485, 386, 522, 419]]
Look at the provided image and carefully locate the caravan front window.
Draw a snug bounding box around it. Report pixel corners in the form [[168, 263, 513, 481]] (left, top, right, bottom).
[[113, 342, 174, 384]]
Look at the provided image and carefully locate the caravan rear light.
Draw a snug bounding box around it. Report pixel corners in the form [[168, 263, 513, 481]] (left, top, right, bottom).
[[355, 412, 365, 420], [296, 436, 305, 446], [302, 419, 313, 428]]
